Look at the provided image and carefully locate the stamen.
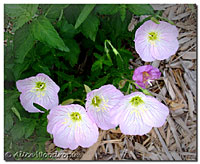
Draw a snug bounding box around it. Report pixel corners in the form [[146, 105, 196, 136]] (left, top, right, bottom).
[[130, 104, 148, 118], [70, 112, 82, 122], [31, 81, 46, 97], [130, 96, 144, 106], [147, 31, 160, 45], [62, 118, 68, 124], [95, 95, 109, 112], [147, 79, 154, 86], [91, 96, 102, 107]]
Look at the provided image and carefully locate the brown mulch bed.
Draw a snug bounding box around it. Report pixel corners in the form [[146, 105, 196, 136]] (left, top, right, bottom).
[[46, 4, 197, 161]]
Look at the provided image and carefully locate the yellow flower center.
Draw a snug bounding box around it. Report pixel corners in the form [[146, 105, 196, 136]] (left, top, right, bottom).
[[148, 32, 158, 41], [148, 31, 160, 45], [142, 71, 150, 84], [91, 96, 102, 107], [130, 96, 148, 117], [30, 81, 46, 97], [35, 81, 46, 91], [91, 95, 109, 112], [130, 96, 144, 107], [70, 112, 82, 122]]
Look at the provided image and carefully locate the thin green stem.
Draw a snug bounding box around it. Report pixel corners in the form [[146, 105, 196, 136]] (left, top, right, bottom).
[[126, 83, 131, 95], [58, 9, 63, 22], [126, 79, 152, 96], [104, 40, 123, 61], [44, 5, 53, 17]]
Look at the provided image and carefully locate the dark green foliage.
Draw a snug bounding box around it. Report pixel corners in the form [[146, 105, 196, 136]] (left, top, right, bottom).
[[127, 4, 154, 15], [63, 5, 84, 25], [39, 4, 69, 22], [81, 14, 100, 41], [13, 23, 35, 63], [31, 15, 69, 52], [5, 4, 38, 31], [62, 39, 80, 67], [95, 4, 119, 15], [4, 4, 155, 159], [10, 121, 26, 141], [75, 4, 96, 29]]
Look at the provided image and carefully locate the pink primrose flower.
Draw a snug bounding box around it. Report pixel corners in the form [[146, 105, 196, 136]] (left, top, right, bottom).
[[85, 84, 124, 130], [134, 20, 179, 61], [47, 104, 99, 150], [111, 92, 169, 135], [16, 73, 60, 113], [132, 65, 161, 88]]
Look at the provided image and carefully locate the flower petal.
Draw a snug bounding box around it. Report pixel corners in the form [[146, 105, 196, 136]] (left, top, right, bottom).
[[35, 90, 59, 110], [16, 77, 36, 93], [47, 107, 68, 134], [36, 73, 60, 93], [141, 96, 169, 127], [157, 21, 179, 38], [149, 68, 161, 79], [53, 122, 79, 150], [19, 92, 43, 113], [75, 116, 99, 148], [135, 40, 156, 62], [119, 106, 152, 135]]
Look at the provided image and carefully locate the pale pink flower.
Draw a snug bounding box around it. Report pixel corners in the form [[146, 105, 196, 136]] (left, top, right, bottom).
[[85, 84, 124, 130], [111, 92, 169, 135], [47, 104, 99, 150], [132, 65, 161, 88], [134, 20, 179, 61], [16, 73, 60, 113]]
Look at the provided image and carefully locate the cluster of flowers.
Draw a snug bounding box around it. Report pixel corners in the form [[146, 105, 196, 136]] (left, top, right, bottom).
[[16, 20, 178, 150], [16, 70, 168, 150]]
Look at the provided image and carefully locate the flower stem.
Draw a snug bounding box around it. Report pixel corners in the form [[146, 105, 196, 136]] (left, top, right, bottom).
[[126, 79, 152, 96]]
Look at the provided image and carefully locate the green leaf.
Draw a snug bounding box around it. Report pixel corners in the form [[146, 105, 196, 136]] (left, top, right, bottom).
[[33, 103, 47, 112], [91, 60, 102, 72], [94, 53, 102, 59], [40, 4, 69, 22], [119, 5, 126, 22], [93, 75, 110, 89], [10, 122, 25, 141], [11, 106, 21, 121], [31, 15, 69, 52], [25, 121, 36, 139], [84, 84, 92, 93], [81, 14, 100, 42], [110, 13, 123, 37], [5, 4, 38, 31], [13, 23, 35, 63], [60, 20, 76, 38], [75, 4, 96, 29], [95, 4, 119, 15], [5, 112, 13, 131], [102, 59, 113, 66], [119, 80, 127, 89], [62, 39, 80, 67], [127, 4, 154, 16], [13, 60, 31, 80], [63, 5, 84, 25], [4, 90, 20, 111], [61, 98, 82, 105], [61, 99, 75, 105], [32, 62, 51, 76]]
